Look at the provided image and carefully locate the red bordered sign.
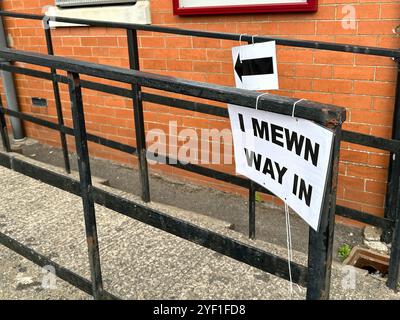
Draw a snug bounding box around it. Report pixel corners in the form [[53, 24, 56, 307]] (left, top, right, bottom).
[[173, 0, 318, 16]]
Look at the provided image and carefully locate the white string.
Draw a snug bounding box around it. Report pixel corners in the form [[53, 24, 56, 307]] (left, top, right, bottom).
[[284, 203, 294, 298], [285, 99, 299, 298], [42, 15, 50, 29], [292, 98, 306, 118], [255, 92, 269, 110], [252, 34, 258, 45], [284, 98, 307, 299], [239, 33, 247, 45], [239, 34, 247, 63]]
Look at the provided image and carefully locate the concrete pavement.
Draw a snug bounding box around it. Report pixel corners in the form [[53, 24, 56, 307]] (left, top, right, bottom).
[[0, 153, 399, 300]]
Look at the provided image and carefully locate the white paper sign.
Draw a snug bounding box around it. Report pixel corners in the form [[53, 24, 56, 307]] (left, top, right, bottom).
[[228, 104, 334, 231], [232, 41, 279, 91]]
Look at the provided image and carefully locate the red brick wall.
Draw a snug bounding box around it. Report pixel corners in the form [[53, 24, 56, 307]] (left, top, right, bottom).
[[1, 1, 399, 225]]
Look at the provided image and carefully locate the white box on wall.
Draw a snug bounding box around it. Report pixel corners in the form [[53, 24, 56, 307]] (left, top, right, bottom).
[[45, 0, 151, 27], [55, 0, 136, 7]]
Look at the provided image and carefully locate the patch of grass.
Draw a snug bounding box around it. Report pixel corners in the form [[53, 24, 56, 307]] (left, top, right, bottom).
[[338, 244, 352, 262], [255, 192, 262, 202]]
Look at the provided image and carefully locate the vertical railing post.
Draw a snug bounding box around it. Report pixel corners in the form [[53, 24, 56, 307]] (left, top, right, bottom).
[[247, 39, 257, 240], [383, 58, 400, 290], [0, 95, 10, 152], [67, 71, 104, 300], [387, 150, 400, 291], [306, 124, 342, 300], [127, 28, 150, 202], [248, 181, 256, 239], [383, 60, 400, 243], [43, 19, 71, 174]]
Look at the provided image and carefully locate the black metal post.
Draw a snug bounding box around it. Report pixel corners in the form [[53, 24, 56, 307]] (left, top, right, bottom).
[[0, 95, 10, 152], [385, 61, 400, 288], [306, 125, 342, 300], [244, 40, 257, 240], [44, 20, 71, 174], [67, 71, 104, 300], [249, 181, 256, 239], [127, 29, 150, 202], [387, 151, 400, 291]]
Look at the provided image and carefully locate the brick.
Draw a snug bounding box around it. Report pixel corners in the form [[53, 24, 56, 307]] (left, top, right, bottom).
[[206, 49, 230, 62], [277, 49, 314, 64], [97, 37, 118, 47], [81, 37, 98, 47], [295, 65, 332, 78], [61, 37, 81, 46], [259, 23, 279, 34], [375, 67, 397, 82], [333, 66, 374, 81], [355, 55, 395, 67], [91, 47, 110, 57], [350, 110, 393, 126], [335, 36, 378, 47], [180, 49, 207, 61], [278, 22, 316, 35], [336, 199, 362, 212], [342, 123, 370, 135], [142, 59, 167, 71], [338, 175, 365, 191], [343, 189, 385, 207], [340, 149, 369, 164], [358, 21, 397, 35], [341, 4, 380, 19], [368, 153, 390, 167], [295, 92, 333, 104], [165, 36, 192, 48], [193, 61, 221, 73], [332, 94, 372, 110], [72, 47, 92, 57], [166, 60, 193, 72], [361, 205, 385, 217], [366, 180, 387, 195], [280, 77, 312, 91], [381, 3, 400, 19], [193, 37, 221, 49], [347, 164, 388, 182], [354, 81, 396, 97], [317, 21, 356, 35], [140, 37, 165, 48], [54, 47, 74, 56], [372, 97, 395, 112], [314, 51, 354, 65], [313, 79, 353, 94]]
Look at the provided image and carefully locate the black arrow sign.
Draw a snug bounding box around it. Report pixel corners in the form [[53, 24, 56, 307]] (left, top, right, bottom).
[[235, 54, 274, 82]]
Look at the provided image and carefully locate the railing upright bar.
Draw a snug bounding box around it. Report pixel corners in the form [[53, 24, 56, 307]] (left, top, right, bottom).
[[387, 151, 400, 291], [0, 95, 10, 152], [43, 20, 71, 174], [67, 71, 104, 300], [245, 39, 257, 240], [306, 125, 342, 300], [248, 181, 256, 240], [127, 29, 150, 203], [383, 60, 400, 243]]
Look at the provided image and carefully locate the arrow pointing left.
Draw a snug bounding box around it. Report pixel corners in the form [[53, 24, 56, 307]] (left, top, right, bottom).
[[235, 54, 274, 82]]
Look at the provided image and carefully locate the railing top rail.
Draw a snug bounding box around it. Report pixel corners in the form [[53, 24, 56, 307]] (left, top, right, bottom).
[[0, 10, 399, 59], [0, 48, 345, 125]]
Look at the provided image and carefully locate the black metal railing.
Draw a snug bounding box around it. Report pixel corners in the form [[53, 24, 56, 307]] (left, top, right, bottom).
[[0, 46, 344, 300], [0, 10, 398, 297]]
